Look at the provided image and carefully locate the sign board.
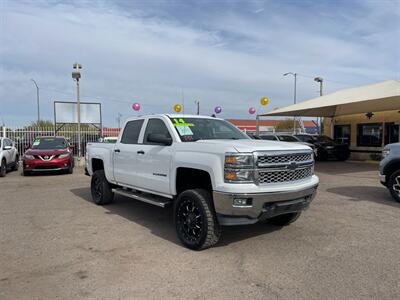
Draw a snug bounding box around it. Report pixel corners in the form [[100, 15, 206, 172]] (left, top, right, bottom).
[[54, 101, 101, 124]]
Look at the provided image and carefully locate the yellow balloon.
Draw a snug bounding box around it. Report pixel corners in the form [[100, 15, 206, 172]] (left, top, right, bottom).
[[174, 104, 182, 113], [260, 97, 269, 106]]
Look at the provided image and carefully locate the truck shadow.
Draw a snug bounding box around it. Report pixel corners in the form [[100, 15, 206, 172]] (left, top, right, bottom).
[[70, 187, 282, 247], [326, 186, 399, 208]]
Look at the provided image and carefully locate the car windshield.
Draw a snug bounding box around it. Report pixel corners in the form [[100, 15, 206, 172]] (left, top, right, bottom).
[[314, 135, 334, 143], [169, 117, 249, 142], [277, 135, 298, 142], [31, 137, 67, 149]]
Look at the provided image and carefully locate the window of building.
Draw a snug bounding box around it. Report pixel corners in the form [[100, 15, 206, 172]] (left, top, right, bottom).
[[357, 123, 383, 147], [334, 125, 351, 145], [384, 123, 399, 145], [120, 119, 144, 144]]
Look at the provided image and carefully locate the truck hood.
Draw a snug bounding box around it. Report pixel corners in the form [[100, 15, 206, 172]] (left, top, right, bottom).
[[195, 139, 311, 152]]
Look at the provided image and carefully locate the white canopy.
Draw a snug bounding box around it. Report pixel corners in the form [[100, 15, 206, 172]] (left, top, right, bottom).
[[262, 80, 400, 117]]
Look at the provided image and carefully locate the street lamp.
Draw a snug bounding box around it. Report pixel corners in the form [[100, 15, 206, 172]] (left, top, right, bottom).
[[72, 63, 82, 158], [283, 72, 297, 133], [30, 79, 40, 123], [314, 77, 324, 134]]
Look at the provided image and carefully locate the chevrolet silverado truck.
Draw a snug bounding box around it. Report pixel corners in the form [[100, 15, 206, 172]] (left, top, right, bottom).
[[379, 143, 400, 202], [86, 115, 319, 250]]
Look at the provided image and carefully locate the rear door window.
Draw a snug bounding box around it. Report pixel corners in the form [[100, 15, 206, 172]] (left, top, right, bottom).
[[120, 120, 144, 144]]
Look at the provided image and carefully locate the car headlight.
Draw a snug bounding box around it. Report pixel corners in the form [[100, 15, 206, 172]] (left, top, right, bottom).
[[224, 153, 254, 183], [59, 153, 70, 159], [382, 149, 390, 158], [325, 146, 334, 150], [23, 154, 35, 160], [225, 153, 254, 168]]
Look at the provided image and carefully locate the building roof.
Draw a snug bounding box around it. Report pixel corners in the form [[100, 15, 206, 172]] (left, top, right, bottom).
[[228, 119, 317, 127], [261, 80, 400, 117]]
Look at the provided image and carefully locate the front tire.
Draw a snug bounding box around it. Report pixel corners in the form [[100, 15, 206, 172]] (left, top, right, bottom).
[[12, 156, 19, 171], [174, 189, 221, 250], [0, 159, 6, 177], [388, 170, 400, 203], [267, 212, 302, 226], [91, 170, 113, 205]]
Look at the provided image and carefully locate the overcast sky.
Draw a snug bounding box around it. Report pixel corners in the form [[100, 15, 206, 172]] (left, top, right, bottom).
[[1, 0, 399, 126]]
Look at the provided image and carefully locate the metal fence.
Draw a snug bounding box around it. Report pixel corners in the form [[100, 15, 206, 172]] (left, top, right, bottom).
[[0, 126, 120, 156]]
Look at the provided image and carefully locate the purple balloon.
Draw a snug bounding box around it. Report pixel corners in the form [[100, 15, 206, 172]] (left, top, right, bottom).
[[248, 107, 256, 115], [132, 103, 141, 111], [214, 106, 222, 114]]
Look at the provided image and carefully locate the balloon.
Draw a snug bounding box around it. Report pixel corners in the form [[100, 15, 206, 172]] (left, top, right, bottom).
[[174, 104, 182, 113], [248, 107, 256, 115], [132, 103, 140, 111], [214, 106, 222, 114], [260, 97, 269, 106]]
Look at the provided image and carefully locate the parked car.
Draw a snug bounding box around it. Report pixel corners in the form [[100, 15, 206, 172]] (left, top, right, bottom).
[[259, 133, 315, 150], [295, 134, 350, 161], [86, 114, 319, 250], [0, 137, 19, 177], [379, 143, 400, 202], [22, 136, 74, 175]]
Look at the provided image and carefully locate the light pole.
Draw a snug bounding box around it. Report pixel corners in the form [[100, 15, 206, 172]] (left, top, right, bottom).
[[283, 72, 297, 133], [72, 63, 82, 158], [30, 79, 40, 123], [194, 100, 200, 115], [314, 77, 323, 134]]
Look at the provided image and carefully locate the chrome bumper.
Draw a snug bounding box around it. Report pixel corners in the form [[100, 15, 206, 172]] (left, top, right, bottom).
[[213, 185, 318, 222]]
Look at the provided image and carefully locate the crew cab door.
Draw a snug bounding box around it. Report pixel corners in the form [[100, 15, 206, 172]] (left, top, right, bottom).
[[113, 119, 144, 187], [135, 118, 174, 195]]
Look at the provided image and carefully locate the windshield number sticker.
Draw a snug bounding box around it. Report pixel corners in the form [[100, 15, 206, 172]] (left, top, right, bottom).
[[173, 118, 194, 127]]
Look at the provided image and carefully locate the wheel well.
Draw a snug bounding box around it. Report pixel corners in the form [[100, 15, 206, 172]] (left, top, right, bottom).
[[92, 158, 104, 173], [385, 161, 400, 181], [176, 168, 212, 195]]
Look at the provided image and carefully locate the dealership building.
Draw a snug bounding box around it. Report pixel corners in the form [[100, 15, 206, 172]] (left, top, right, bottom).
[[260, 80, 400, 160]]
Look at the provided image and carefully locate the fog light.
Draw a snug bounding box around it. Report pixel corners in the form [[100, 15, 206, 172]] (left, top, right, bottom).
[[233, 198, 252, 207]]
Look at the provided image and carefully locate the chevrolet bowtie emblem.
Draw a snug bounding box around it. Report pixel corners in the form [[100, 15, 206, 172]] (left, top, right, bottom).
[[287, 162, 298, 171]]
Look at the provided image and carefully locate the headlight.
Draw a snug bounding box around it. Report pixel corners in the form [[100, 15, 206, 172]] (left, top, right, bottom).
[[23, 154, 35, 160], [224, 169, 254, 183], [225, 153, 254, 168], [325, 146, 334, 150], [382, 149, 390, 158], [59, 153, 70, 159]]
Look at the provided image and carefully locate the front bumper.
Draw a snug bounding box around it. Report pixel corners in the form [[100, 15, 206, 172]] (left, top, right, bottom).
[[23, 157, 72, 172], [379, 172, 386, 186], [213, 185, 318, 225]]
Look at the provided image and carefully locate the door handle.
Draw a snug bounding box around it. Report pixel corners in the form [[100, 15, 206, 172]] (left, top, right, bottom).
[[114, 149, 121, 153], [137, 150, 145, 155]]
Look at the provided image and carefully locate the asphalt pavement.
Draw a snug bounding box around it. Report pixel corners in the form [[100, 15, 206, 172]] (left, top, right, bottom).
[[1, 162, 399, 299]]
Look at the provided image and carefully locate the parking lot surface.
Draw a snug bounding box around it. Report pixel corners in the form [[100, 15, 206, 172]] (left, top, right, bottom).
[[1, 162, 399, 299]]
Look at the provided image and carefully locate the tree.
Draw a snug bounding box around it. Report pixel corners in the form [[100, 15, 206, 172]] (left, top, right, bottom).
[[275, 118, 301, 132]]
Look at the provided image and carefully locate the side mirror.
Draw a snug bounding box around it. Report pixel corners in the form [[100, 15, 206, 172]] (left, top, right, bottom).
[[147, 133, 172, 146], [3, 146, 12, 150]]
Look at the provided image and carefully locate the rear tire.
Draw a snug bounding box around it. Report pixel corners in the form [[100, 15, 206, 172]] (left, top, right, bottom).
[[388, 170, 400, 203], [0, 159, 6, 177], [267, 212, 302, 226], [91, 170, 113, 205]]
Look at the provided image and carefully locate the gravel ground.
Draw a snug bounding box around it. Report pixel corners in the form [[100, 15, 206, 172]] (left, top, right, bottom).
[[1, 162, 399, 299]]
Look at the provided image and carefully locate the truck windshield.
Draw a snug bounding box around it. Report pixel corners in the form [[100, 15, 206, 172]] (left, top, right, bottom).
[[31, 137, 67, 149], [169, 117, 249, 142]]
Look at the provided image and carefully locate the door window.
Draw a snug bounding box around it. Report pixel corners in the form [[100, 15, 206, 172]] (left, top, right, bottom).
[[334, 125, 351, 145], [384, 123, 399, 145], [143, 119, 171, 145], [120, 120, 144, 144]]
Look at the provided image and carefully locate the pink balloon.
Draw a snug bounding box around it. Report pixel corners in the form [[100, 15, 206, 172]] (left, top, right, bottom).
[[248, 107, 256, 115], [132, 103, 141, 111]]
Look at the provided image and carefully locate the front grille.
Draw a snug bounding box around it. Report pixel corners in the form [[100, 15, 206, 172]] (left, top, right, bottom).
[[257, 153, 312, 165], [258, 167, 312, 184]]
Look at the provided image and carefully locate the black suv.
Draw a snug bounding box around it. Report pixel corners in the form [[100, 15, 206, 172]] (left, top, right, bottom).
[[295, 134, 350, 161]]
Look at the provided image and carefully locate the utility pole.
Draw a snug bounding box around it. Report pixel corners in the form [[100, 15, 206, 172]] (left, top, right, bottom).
[[117, 113, 122, 129], [314, 77, 323, 134], [283, 72, 297, 133], [30, 79, 40, 123], [72, 63, 82, 158], [195, 100, 200, 115]]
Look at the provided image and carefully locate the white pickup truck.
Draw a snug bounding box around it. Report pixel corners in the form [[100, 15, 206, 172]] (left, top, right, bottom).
[[86, 114, 319, 250]]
